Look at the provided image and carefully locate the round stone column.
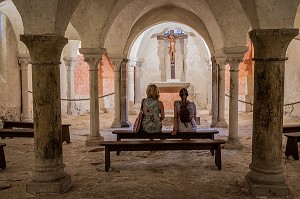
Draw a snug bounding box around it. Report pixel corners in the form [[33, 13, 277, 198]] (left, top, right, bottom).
[[227, 58, 242, 143], [18, 53, 32, 121], [20, 34, 70, 194], [135, 61, 143, 103], [216, 59, 228, 128], [120, 58, 130, 127], [111, 59, 122, 128], [210, 56, 218, 128], [79, 48, 106, 146], [245, 29, 299, 197], [63, 57, 77, 115]]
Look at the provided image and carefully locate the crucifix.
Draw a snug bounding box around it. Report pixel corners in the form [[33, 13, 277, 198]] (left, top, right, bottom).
[[157, 30, 187, 79]]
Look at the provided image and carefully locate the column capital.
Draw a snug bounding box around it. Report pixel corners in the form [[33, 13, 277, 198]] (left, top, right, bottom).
[[249, 29, 299, 61], [63, 56, 78, 63], [226, 58, 243, 71], [217, 60, 227, 70], [111, 58, 129, 71], [79, 48, 106, 71], [63, 56, 78, 70], [20, 34, 67, 65], [79, 48, 106, 59], [18, 53, 31, 71], [17, 53, 31, 63], [213, 53, 227, 67]]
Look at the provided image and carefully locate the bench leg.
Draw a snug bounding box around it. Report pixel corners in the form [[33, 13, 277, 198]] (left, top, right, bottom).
[[215, 145, 222, 170], [105, 147, 111, 172], [116, 136, 121, 156], [0, 147, 6, 169], [62, 126, 71, 144], [285, 137, 299, 160]]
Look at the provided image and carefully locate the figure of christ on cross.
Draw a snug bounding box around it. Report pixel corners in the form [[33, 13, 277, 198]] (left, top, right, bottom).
[[157, 30, 187, 79]]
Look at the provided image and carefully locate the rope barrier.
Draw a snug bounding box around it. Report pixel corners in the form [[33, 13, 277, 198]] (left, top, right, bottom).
[[28, 91, 114, 101], [225, 93, 300, 107], [225, 94, 253, 105]]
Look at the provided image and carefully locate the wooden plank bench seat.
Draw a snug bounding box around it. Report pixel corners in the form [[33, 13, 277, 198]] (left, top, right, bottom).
[[284, 132, 300, 160], [0, 128, 70, 144], [283, 124, 300, 133], [112, 129, 219, 155], [0, 143, 6, 169], [112, 129, 219, 140], [2, 121, 70, 143], [100, 139, 226, 172]]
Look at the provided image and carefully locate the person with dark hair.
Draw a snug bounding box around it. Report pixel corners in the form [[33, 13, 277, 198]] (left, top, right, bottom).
[[141, 84, 165, 133], [171, 88, 197, 135]]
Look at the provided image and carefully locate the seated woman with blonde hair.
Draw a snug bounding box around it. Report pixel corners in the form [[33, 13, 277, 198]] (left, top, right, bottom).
[[141, 84, 165, 133], [171, 88, 197, 135]]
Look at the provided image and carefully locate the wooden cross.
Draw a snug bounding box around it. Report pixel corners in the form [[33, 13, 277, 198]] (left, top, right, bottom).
[[157, 30, 187, 79]]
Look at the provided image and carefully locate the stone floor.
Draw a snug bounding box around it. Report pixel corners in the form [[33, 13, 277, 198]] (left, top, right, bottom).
[[0, 112, 299, 199]]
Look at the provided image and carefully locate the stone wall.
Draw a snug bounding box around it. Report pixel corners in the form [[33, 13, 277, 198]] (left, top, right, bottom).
[[0, 14, 21, 123]]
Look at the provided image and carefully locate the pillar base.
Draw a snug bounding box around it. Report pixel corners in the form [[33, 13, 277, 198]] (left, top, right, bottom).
[[227, 137, 241, 145], [85, 135, 104, 147], [26, 174, 71, 194], [210, 122, 217, 128], [215, 120, 228, 128], [111, 120, 121, 128], [121, 121, 131, 128], [245, 175, 290, 197], [21, 116, 32, 122]]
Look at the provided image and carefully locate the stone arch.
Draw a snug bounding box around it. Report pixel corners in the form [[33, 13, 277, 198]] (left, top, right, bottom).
[[123, 6, 215, 56], [0, 11, 18, 80], [65, 22, 81, 41], [0, 1, 27, 53], [103, 0, 225, 55]]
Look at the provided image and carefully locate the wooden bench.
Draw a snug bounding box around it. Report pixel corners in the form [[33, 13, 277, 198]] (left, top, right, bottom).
[[284, 132, 300, 160], [112, 129, 219, 155], [0, 143, 6, 169], [283, 124, 300, 133], [3, 121, 71, 139], [112, 129, 219, 141], [0, 128, 70, 144], [282, 124, 300, 160], [100, 139, 226, 172]]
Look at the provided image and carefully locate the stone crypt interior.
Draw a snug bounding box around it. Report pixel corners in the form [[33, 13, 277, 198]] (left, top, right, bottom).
[[0, 0, 300, 198]]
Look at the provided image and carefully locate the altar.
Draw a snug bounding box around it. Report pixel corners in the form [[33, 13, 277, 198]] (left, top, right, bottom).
[[153, 81, 190, 110], [151, 81, 200, 125]]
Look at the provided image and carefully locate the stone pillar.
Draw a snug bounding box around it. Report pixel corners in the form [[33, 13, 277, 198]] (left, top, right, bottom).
[[63, 57, 77, 115], [216, 59, 228, 128], [18, 53, 32, 121], [79, 48, 106, 146], [135, 61, 143, 103], [98, 60, 106, 113], [245, 29, 298, 197], [227, 58, 242, 143], [111, 58, 122, 128], [20, 35, 70, 194], [120, 58, 130, 127], [128, 62, 136, 115], [210, 56, 218, 127]]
